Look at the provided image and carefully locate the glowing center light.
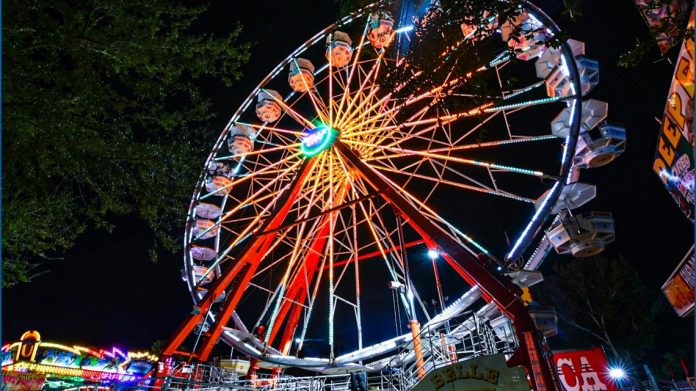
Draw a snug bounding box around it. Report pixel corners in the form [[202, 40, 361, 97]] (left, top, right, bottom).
[[427, 249, 439, 259], [300, 125, 337, 157]]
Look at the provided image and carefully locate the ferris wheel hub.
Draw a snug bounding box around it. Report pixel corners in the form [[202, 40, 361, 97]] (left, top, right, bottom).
[[300, 124, 338, 157]]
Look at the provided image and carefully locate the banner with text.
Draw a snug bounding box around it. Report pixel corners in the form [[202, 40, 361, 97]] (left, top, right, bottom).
[[653, 10, 694, 221], [553, 347, 619, 391], [662, 245, 695, 317]]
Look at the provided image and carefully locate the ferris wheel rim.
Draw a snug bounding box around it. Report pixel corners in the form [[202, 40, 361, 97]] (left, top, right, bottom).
[[180, 0, 586, 370]]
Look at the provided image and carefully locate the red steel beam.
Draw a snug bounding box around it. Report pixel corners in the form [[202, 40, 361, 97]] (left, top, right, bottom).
[[267, 183, 351, 352], [195, 159, 316, 361], [325, 239, 424, 269], [334, 141, 556, 390], [162, 159, 315, 359]]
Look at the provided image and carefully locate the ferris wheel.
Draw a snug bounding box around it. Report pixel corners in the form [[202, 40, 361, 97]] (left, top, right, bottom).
[[164, 1, 625, 387]]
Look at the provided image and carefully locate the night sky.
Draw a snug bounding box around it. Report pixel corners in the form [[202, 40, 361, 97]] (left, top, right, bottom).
[[3, 0, 693, 366]]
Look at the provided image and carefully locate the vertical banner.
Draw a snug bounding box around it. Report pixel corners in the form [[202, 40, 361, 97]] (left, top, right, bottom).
[[553, 347, 619, 391], [662, 245, 695, 317], [653, 10, 694, 221]]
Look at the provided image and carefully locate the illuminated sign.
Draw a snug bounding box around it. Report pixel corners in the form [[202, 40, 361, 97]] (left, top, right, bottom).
[[653, 10, 694, 221], [2, 330, 157, 387], [662, 245, 695, 317], [412, 354, 529, 391], [553, 347, 619, 391], [300, 125, 337, 156]]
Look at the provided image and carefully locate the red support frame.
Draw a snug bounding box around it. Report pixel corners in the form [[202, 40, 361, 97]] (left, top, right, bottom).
[[334, 141, 557, 390], [266, 183, 351, 354], [162, 159, 315, 361]]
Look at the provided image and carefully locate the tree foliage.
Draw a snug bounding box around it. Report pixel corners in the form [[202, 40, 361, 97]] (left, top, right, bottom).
[[536, 255, 661, 362], [2, 1, 250, 286]]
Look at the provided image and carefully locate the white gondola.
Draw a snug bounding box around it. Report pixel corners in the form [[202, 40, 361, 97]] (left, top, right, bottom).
[[574, 122, 627, 168], [500, 11, 548, 60], [536, 182, 597, 214], [195, 202, 222, 219], [367, 11, 394, 49], [191, 245, 217, 262], [228, 125, 254, 156], [205, 175, 233, 194], [288, 58, 315, 92], [197, 287, 227, 303], [534, 39, 585, 79], [192, 265, 215, 285], [535, 40, 598, 97], [576, 56, 600, 96], [544, 58, 598, 98], [326, 31, 353, 68], [546, 211, 615, 257], [192, 219, 219, 240], [255, 89, 283, 123], [207, 161, 232, 177], [544, 67, 572, 97], [507, 270, 544, 288], [551, 99, 608, 137]]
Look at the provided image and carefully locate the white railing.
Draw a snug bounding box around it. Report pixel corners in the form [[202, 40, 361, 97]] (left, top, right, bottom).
[[152, 313, 517, 390]]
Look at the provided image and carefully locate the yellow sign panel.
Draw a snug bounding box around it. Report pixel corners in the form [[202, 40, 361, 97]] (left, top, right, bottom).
[[412, 354, 530, 391], [652, 10, 695, 221]]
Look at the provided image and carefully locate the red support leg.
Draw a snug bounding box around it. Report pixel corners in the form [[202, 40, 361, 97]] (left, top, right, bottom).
[[162, 159, 315, 360], [266, 183, 351, 352]]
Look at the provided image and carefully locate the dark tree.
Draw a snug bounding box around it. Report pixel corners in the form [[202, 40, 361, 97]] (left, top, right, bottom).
[[537, 255, 661, 362], [2, 1, 250, 286]]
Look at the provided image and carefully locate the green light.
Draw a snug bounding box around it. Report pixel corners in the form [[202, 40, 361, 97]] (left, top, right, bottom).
[[300, 125, 337, 157]]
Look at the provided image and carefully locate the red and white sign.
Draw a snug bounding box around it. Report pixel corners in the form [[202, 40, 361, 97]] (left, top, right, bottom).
[[553, 347, 619, 391], [662, 245, 695, 317]]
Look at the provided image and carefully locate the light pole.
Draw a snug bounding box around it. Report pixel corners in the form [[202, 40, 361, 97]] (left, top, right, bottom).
[[428, 249, 445, 314]]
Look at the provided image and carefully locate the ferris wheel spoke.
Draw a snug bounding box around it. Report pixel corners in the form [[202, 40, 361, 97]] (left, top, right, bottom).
[[262, 218, 320, 346], [291, 59, 330, 124], [260, 88, 315, 129], [500, 80, 546, 101], [353, 188, 401, 285], [484, 95, 573, 113], [345, 63, 487, 134], [336, 47, 388, 129], [236, 122, 304, 138], [259, 217, 326, 344], [365, 134, 559, 165], [355, 141, 554, 179], [336, 20, 370, 122], [223, 167, 312, 254], [194, 188, 286, 241], [343, 101, 494, 139], [368, 199, 407, 278], [379, 168, 490, 258], [199, 152, 302, 200], [214, 142, 301, 162], [267, 178, 352, 351], [359, 105, 432, 150], [370, 164, 535, 204], [337, 86, 386, 131]]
